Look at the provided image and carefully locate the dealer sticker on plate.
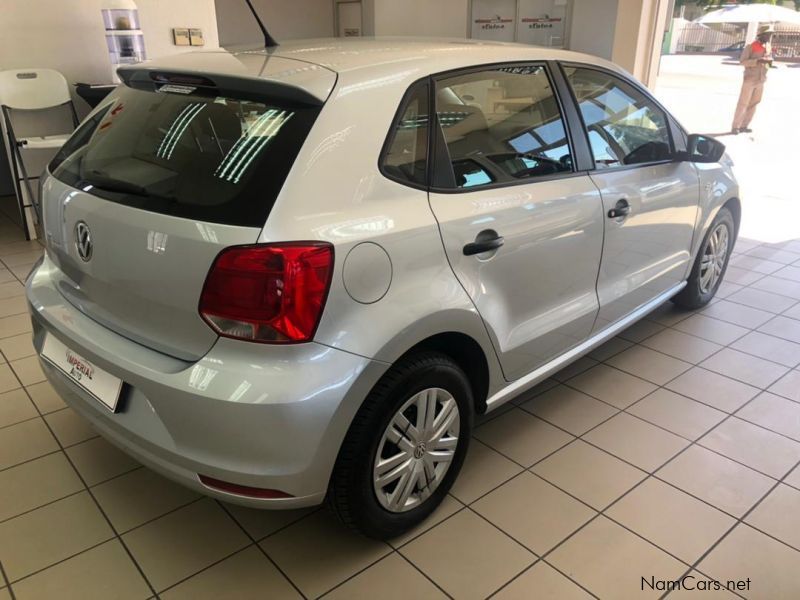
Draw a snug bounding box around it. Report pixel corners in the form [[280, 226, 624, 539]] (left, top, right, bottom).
[[41, 335, 123, 411]]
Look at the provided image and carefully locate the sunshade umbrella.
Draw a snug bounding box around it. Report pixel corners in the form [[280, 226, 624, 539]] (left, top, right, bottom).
[[696, 4, 800, 25]]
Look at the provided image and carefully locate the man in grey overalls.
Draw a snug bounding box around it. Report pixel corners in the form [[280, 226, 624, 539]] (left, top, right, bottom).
[[732, 25, 775, 134]]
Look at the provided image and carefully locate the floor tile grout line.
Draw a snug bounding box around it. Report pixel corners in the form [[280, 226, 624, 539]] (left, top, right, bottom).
[[392, 551, 457, 600], [0, 561, 13, 599], [9, 367, 161, 599], [213, 500, 309, 600], [662, 456, 800, 599]]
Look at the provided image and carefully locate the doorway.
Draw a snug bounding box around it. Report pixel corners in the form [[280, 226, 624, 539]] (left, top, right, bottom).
[[337, 1, 363, 37]]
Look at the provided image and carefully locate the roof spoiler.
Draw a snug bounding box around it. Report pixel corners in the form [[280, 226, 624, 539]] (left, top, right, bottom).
[[116, 67, 323, 108]]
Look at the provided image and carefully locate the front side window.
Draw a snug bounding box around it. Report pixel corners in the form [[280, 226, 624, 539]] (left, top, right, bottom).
[[434, 65, 573, 190], [381, 81, 429, 186], [564, 66, 673, 169], [50, 85, 319, 227]]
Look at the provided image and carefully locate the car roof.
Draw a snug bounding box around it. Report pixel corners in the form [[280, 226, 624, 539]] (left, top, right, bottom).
[[122, 37, 627, 103]]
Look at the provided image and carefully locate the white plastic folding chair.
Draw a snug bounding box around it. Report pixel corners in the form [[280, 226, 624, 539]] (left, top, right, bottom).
[[0, 69, 79, 239]]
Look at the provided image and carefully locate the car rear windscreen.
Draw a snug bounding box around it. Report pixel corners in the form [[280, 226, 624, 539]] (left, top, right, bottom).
[[50, 85, 320, 227]]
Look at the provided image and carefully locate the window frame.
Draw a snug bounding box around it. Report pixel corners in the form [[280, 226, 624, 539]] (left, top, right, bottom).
[[557, 61, 687, 173], [428, 60, 585, 194], [377, 77, 432, 192]]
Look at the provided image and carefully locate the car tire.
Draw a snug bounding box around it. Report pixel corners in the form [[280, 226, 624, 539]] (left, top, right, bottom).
[[328, 351, 473, 539], [672, 206, 736, 310]]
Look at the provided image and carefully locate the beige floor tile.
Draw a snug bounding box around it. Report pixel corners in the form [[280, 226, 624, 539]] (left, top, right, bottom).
[[701, 299, 774, 329], [583, 413, 688, 472], [731, 331, 800, 368], [93, 468, 200, 532], [161, 545, 300, 600], [223, 504, 316, 542], [261, 511, 391, 599], [0, 282, 25, 301], [587, 336, 633, 362], [400, 509, 533, 600], [617, 319, 665, 343], [390, 494, 463, 548], [729, 254, 783, 274], [672, 314, 749, 345], [1, 249, 43, 267], [785, 302, 800, 320], [752, 274, 800, 300], [0, 313, 31, 338], [758, 315, 800, 344], [768, 369, 800, 402], [551, 357, 598, 382], [699, 417, 800, 479], [747, 245, 800, 265], [509, 378, 558, 405], [720, 265, 763, 286], [0, 417, 58, 470], [0, 333, 35, 361], [567, 364, 656, 409], [0, 269, 16, 284], [607, 478, 734, 563], [0, 240, 42, 258], [123, 498, 249, 592], [646, 303, 694, 327], [700, 348, 789, 389], [494, 561, 591, 599], [450, 440, 523, 504], [785, 464, 800, 490], [324, 552, 446, 600], [0, 387, 37, 427], [65, 436, 140, 487], [11, 539, 151, 600], [473, 408, 573, 467], [737, 392, 800, 442], [0, 491, 113, 581], [666, 367, 759, 413], [627, 389, 726, 440], [715, 280, 744, 299], [606, 346, 691, 385], [548, 516, 686, 600], [641, 329, 722, 364], [746, 484, 800, 550], [0, 363, 20, 394], [45, 407, 96, 446], [0, 452, 83, 522], [26, 380, 66, 413], [532, 440, 646, 510], [657, 445, 774, 517], [699, 525, 800, 599], [727, 287, 797, 314], [521, 385, 617, 436], [10, 355, 46, 386], [473, 472, 594, 555], [0, 295, 27, 318], [9, 263, 37, 280]]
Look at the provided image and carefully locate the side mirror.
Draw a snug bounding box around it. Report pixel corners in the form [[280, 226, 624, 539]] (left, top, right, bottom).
[[681, 134, 726, 163]]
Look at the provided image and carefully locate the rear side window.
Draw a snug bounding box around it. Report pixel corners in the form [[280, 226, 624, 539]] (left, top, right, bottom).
[[563, 66, 673, 168], [50, 86, 320, 227], [434, 65, 573, 190], [381, 81, 429, 187]]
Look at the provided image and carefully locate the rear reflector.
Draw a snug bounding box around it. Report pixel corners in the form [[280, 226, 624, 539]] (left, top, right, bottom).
[[199, 243, 334, 344], [198, 474, 293, 499]]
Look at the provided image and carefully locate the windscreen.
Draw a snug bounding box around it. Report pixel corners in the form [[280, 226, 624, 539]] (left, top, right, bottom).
[[50, 85, 320, 227]]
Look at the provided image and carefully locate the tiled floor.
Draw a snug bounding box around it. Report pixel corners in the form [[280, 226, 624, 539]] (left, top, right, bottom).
[[3, 58, 800, 599], [1, 217, 800, 600]]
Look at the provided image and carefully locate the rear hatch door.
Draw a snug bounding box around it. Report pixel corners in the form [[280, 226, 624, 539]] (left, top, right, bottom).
[[43, 59, 333, 361]]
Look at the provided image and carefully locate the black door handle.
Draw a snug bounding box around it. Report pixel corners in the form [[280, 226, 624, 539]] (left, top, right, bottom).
[[463, 233, 504, 256], [607, 199, 631, 219]]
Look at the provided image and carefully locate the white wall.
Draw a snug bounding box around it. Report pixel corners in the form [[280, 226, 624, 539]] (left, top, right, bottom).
[[373, 0, 468, 37], [215, 0, 334, 46], [568, 0, 619, 59], [0, 0, 220, 109]]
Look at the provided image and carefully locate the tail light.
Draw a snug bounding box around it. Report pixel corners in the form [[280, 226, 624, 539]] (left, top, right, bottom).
[[199, 243, 334, 344]]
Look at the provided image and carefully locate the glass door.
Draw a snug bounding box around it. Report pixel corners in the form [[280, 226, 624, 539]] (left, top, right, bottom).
[[471, 0, 570, 48]]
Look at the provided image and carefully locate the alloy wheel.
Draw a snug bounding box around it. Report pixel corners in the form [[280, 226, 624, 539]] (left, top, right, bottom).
[[699, 222, 729, 294]]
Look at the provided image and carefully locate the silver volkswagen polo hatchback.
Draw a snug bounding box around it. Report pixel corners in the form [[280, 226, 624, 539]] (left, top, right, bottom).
[[28, 39, 738, 538]]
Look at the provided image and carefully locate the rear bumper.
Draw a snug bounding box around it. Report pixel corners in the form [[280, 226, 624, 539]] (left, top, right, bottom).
[[27, 254, 387, 508]]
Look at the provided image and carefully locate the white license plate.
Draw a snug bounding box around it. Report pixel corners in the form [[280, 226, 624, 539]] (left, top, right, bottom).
[[41, 335, 123, 411]]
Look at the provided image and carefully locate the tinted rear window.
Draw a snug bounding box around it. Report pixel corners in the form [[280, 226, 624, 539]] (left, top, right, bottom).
[[50, 85, 320, 227]]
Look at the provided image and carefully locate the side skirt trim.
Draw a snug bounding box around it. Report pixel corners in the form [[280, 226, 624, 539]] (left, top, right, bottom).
[[485, 282, 687, 411]]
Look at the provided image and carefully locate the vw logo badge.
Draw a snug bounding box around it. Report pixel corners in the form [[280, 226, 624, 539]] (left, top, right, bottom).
[[75, 221, 93, 262]]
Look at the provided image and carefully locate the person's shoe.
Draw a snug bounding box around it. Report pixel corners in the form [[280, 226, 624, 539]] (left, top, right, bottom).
[[731, 128, 741, 134], [740, 127, 752, 133]]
